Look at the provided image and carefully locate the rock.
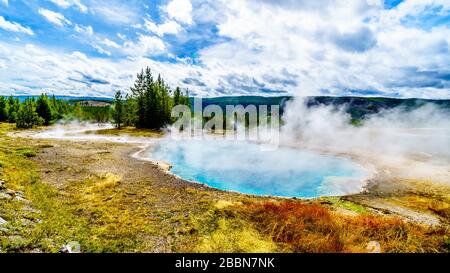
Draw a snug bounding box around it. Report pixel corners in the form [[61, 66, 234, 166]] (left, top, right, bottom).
[[22, 206, 41, 214], [5, 189, 16, 196], [6, 236, 27, 250], [14, 196, 31, 204], [20, 218, 34, 227], [60, 241, 81, 253], [366, 241, 381, 253], [16, 191, 25, 198], [0, 192, 12, 200]]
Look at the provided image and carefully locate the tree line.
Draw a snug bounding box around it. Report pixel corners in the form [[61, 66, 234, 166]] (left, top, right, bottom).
[[0, 95, 72, 128], [0, 67, 190, 130]]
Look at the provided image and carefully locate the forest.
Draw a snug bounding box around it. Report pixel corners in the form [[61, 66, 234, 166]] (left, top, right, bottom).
[[0, 67, 190, 130]]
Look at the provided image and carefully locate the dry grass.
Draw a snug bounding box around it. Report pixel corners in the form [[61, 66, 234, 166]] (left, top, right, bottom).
[[195, 218, 276, 253], [240, 201, 448, 253]]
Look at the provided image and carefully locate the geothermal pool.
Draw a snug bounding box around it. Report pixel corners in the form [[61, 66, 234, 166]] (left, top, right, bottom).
[[148, 139, 368, 198]]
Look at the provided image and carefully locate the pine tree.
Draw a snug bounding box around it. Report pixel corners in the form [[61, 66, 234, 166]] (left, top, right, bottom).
[[130, 69, 146, 128], [128, 67, 191, 130], [36, 94, 53, 125], [113, 91, 124, 129], [123, 94, 138, 127], [7, 96, 20, 123], [16, 99, 43, 128], [173, 87, 181, 106], [0, 97, 7, 122]]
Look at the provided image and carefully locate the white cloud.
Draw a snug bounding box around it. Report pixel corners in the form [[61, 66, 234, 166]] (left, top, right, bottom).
[[39, 8, 72, 27], [91, 3, 138, 24], [74, 24, 93, 36], [101, 38, 121, 49], [1, 0, 8, 6], [123, 35, 166, 57], [144, 19, 182, 37], [93, 44, 111, 56], [183, 0, 450, 98], [1, 0, 449, 99], [0, 16, 34, 35], [49, 0, 88, 13], [0, 41, 194, 97], [165, 0, 193, 25]]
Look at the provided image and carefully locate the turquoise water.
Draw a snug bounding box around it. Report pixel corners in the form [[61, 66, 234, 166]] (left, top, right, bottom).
[[148, 139, 367, 198]]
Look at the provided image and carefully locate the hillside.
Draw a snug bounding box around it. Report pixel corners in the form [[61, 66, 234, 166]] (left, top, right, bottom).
[[198, 96, 450, 119]]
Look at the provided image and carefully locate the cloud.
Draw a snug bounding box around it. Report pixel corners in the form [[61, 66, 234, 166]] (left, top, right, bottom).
[[38, 8, 72, 27], [0, 41, 196, 97], [144, 19, 182, 37], [329, 27, 377, 53], [184, 0, 450, 98], [74, 24, 93, 36], [0, 0, 449, 99], [101, 38, 121, 49], [49, 0, 88, 13], [123, 35, 166, 57], [0, 16, 34, 35], [165, 0, 193, 25], [90, 2, 139, 25], [1, 0, 8, 6], [93, 44, 111, 56]]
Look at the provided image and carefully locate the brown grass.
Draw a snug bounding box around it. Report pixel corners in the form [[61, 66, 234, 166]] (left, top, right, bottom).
[[239, 201, 448, 253]]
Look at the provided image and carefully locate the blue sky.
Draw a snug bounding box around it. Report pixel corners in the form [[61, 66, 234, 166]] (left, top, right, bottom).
[[0, 0, 449, 98]]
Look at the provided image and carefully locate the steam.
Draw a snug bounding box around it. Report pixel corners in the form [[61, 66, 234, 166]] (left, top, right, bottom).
[[281, 97, 450, 182]]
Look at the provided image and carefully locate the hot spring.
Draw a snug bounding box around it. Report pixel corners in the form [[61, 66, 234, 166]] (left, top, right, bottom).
[[147, 139, 369, 198]]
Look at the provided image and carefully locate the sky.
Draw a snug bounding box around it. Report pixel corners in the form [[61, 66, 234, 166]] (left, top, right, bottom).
[[0, 0, 449, 98]]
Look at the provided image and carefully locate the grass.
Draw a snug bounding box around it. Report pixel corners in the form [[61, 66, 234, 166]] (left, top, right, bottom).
[[185, 199, 449, 253], [383, 179, 450, 222], [238, 201, 448, 253], [319, 197, 369, 214], [195, 218, 276, 253], [86, 126, 164, 138], [0, 123, 157, 252]]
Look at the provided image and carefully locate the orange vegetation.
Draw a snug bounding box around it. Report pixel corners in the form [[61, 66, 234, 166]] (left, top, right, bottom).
[[239, 201, 448, 253]]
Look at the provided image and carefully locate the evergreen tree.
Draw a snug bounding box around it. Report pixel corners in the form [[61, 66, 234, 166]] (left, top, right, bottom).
[[113, 91, 124, 129], [36, 94, 53, 125], [7, 96, 20, 123], [0, 97, 7, 122], [16, 99, 43, 128], [173, 87, 181, 106], [128, 67, 191, 130], [130, 69, 146, 128], [123, 94, 138, 127]]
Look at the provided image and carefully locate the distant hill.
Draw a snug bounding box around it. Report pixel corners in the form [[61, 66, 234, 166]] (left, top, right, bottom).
[[11, 95, 113, 104], [195, 96, 450, 119]]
